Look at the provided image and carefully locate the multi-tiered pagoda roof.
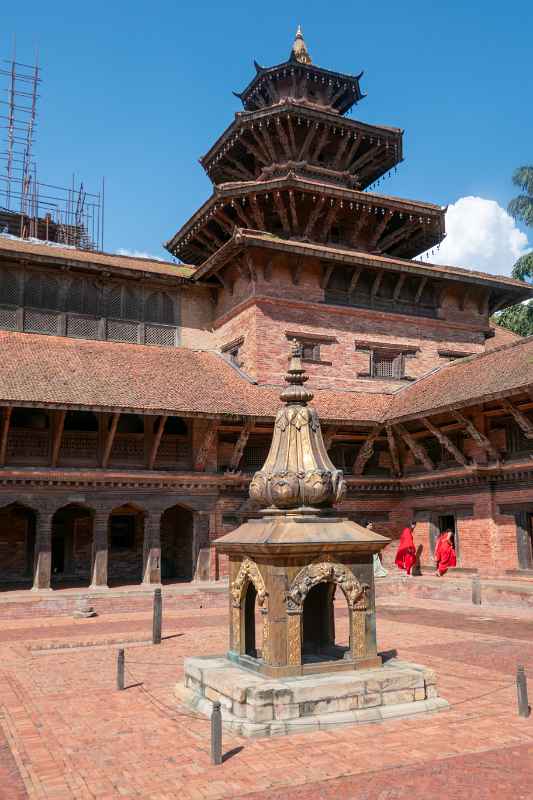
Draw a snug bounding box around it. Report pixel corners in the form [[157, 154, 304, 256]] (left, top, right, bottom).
[[165, 28, 444, 265]]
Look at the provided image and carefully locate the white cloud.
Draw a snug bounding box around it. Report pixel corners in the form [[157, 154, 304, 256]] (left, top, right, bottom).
[[115, 248, 166, 261], [421, 196, 529, 276]]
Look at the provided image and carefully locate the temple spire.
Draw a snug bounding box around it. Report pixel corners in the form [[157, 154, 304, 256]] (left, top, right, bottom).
[[290, 25, 312, 65]]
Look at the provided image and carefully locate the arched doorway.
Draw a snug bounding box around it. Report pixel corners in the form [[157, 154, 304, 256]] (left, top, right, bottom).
[[51, 505, 93, 587], [0, 503, 36, 587], [242, 581, 264, 659], [302, 582, 349, 663], [160, 505, 194, 582], [107, 504, 144, 586]]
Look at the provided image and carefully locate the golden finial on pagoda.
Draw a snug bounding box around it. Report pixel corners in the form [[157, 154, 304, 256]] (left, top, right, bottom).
[[290, 25, 312, 65]]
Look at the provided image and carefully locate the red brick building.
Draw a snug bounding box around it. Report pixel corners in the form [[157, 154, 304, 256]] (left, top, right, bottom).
[[1, 29, 533, 590]]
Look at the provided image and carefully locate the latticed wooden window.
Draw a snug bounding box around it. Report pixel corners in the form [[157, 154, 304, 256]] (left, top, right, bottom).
[[242, 441, 271, 472], [0, 269, 20, 305], [301, 342, 321, 361], [123, 286, 140, 320], [25, 273, 60, 310], [67, 277, 99, 316], [505, 421, 533, 455], [371, 351, 404, 379], [145, 291, 174, 325], [106, 284, 141, 321]]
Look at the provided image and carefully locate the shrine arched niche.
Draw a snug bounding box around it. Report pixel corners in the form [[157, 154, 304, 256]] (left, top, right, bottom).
[[230, 557, 268, 661], [286, 562, 369, 666]]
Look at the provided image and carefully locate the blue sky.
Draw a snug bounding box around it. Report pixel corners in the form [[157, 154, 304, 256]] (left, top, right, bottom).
[[1, 0, 532, 272]]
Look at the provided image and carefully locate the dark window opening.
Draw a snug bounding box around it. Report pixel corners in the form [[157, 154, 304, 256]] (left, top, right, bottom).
[[242, 438, 271, 473], [109, 515, 135, 551], [244, 582, 259, 658], [330, 443, 358, 472], [505, 421, 533, 455], [25, 273, 60, 310], [302, 341, 321, 361], [425, 432, 463, 467], [145, 291, 174, 325], [67, 278, 99, 316], [115, 414, 144, 434], [11, 408, 49, 430], [64, 411, 98, 431], [163, 416, 188, 436], [107, 284, 142, 321], [371, 351, 404, 379], [430, 514, 458, 562]]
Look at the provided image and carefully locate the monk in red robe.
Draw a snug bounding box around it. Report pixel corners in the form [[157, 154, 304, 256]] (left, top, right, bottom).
[[395, 522, 417, 576], [434, 529, 457, 576]]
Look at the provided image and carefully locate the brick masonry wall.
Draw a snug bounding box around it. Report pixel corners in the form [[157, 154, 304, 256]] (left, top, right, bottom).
[[179, 286, 216, 349], [215, 304, 258, 379], [249, 298, 486, 392], [207, 249, 495, 391]]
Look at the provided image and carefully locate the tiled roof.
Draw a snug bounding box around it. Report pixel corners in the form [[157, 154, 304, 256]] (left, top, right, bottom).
[[486, 321, 520, 349], [0, 235, 195, 279], [0, 331, 387, 423], [3, 330, 532, 428], [385, 336, 533, 423]]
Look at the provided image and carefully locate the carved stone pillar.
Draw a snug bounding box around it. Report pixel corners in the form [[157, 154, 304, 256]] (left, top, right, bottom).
[[143, 510, 162, 585], [90, 509, 109, 588], [32, 510, 54, 591]]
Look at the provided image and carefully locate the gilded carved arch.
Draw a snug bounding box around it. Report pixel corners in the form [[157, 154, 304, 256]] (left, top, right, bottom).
[[286, 561, 370, 666], [230, 556, 268, 608], [286, 561, 369, 613]]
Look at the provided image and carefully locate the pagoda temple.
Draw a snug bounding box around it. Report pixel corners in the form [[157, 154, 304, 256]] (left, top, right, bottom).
[[1, 29, 533, 597]]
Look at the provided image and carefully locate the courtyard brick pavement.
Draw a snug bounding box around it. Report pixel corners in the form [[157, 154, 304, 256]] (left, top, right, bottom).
[[1, 594, 533, 799]]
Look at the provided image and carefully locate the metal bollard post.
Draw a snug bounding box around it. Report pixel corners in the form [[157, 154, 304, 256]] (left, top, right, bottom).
[[117, 648, 125, 691], [472, 574, 482, 606], [152, 587, 162, 645], [211, 701, 222, 765], [517, 665, 530, 718]]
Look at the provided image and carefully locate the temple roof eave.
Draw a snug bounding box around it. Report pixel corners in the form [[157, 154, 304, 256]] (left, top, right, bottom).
[[198, 101, 403, 171], [164, 176, 445, 257], [192, 229, 533, 302], [234, 58, 364, 106]]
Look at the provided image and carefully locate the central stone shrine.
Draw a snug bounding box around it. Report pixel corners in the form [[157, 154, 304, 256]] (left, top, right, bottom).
[[180, 343, 448, 736]]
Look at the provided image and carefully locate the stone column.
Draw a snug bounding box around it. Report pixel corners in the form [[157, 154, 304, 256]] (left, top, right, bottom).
[[143, 509, 162, 585], [193, 511, 211, 581], [90, 509, 109, 589], [32, 510, 54, 591]]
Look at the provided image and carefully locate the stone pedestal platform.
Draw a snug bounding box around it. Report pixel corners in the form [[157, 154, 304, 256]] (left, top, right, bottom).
[[178, 656, 449, 737]]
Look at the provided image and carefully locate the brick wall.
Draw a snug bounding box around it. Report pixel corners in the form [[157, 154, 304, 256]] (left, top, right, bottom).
[[179, 286, 216, 349], [211, 296, 488, 393]]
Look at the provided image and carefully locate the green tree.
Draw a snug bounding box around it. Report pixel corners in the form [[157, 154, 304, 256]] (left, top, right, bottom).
[[492, 167, 533, 336], [494, 300, 533, 337], [508, 166, 533, 228]]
